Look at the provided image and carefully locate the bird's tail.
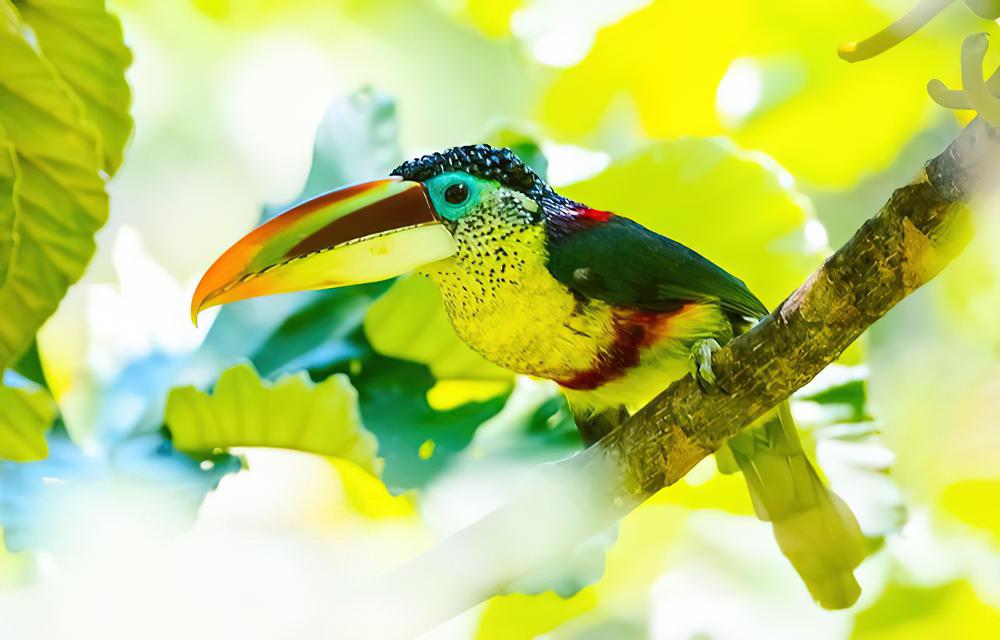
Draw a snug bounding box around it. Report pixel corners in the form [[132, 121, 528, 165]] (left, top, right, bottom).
[[720, 401, 867, 609]]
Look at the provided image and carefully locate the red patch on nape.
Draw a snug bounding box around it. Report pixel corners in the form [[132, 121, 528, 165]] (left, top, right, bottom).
[[556, 306, 688, 391], [573, 206, 613, 224]]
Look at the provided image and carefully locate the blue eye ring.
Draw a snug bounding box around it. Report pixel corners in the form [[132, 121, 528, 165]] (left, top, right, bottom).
[[425, 172, 488, 221]]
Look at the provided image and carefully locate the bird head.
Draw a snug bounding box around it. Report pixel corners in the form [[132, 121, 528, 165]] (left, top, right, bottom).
[[190, 145, 564, 324]]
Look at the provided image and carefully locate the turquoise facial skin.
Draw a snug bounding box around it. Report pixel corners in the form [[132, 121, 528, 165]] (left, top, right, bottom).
[[423, 172, 498, 221]]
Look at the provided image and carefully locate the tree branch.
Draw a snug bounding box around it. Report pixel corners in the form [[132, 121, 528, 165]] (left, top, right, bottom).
[[338, 118, 999, 639]]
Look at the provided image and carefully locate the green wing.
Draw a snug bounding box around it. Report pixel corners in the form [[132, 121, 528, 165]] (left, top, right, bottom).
[[546, 214, 768, 320]]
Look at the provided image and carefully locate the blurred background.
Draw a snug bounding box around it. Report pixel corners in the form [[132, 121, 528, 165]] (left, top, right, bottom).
[[2, 0, 1000, 638]]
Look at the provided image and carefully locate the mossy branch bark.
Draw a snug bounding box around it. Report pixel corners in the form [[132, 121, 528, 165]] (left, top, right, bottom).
[[598, 117, 997, 498]]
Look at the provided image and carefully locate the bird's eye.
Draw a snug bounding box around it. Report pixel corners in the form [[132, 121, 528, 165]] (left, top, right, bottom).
[[444, 182, 469, 205]]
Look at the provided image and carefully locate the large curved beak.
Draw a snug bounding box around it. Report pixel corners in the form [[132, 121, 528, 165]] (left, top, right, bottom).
[[190, 177, 454, 325]]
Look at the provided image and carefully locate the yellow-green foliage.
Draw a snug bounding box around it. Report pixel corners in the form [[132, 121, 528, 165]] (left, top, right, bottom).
[[0, 0, 131, 367], [166, 362, 381, 475], [0, 378, 55, 462], [1, 1, 999, 637]]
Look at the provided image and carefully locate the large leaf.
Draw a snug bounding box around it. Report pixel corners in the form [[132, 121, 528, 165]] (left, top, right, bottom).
[[298, 87, 400, 204], [0, 1, 108, 366], [0, 371, 56, 462], [540, 0, 992, 187], [14, 0, 133, 174], [233, 279, 508, 490], [853, 581, 1000, 639], [166, 362, 381, 475], [200, 288, 505, 492], [940, 479, 1000, 541], [246, 294, 509, 490], [0, 126, 17, 287], [261, 87, 401, 221], [249, 283, 390, 379], [347, 350, 510, 490], [12, 340, 46, 388]]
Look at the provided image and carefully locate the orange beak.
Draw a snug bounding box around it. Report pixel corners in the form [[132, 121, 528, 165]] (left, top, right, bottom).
[[190, 177, 455, 325]]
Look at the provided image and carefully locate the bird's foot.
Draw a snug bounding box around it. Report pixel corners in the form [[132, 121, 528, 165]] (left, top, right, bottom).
[[688, 338, 722, 392]]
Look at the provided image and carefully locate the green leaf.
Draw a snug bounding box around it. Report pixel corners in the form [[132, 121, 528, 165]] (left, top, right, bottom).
[[241, 292, 509, 489], [346, 351, 509, 489], [540, 0, 987, 187], [0, 127, 18, 288], [261, 88, 402, 222], [0, 373, 56, 462], [299, 87, 400, 201], [165, 362, 381, 475], [940, 479, 1000, 539], [14, 0, 133, 174], [236, 288, 510, 490], [11, 340, 45, 388], [0, 1, 109, 367], [796, 366, 874, 428], [250, 283, 390, 378], [853, 581, 1000, 639]]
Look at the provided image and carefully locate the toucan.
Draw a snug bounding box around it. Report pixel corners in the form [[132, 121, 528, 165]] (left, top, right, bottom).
[[192, 144, 867, 608]]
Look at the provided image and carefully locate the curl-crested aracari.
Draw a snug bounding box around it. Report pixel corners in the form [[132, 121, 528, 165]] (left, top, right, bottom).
[[192, 145, 866, 608]]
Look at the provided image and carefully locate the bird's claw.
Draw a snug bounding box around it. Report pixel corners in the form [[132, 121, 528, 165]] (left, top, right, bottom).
[[688, 338, 722, 392]]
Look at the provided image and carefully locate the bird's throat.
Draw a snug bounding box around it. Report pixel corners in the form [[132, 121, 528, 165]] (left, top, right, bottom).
[[422, 214, 616, 381]]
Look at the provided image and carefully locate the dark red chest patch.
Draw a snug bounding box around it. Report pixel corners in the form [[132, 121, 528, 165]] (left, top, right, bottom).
[[556, 306, 687, 391]]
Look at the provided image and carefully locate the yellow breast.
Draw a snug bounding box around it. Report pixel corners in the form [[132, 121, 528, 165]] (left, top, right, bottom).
[[423, 219, 617, 381]]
